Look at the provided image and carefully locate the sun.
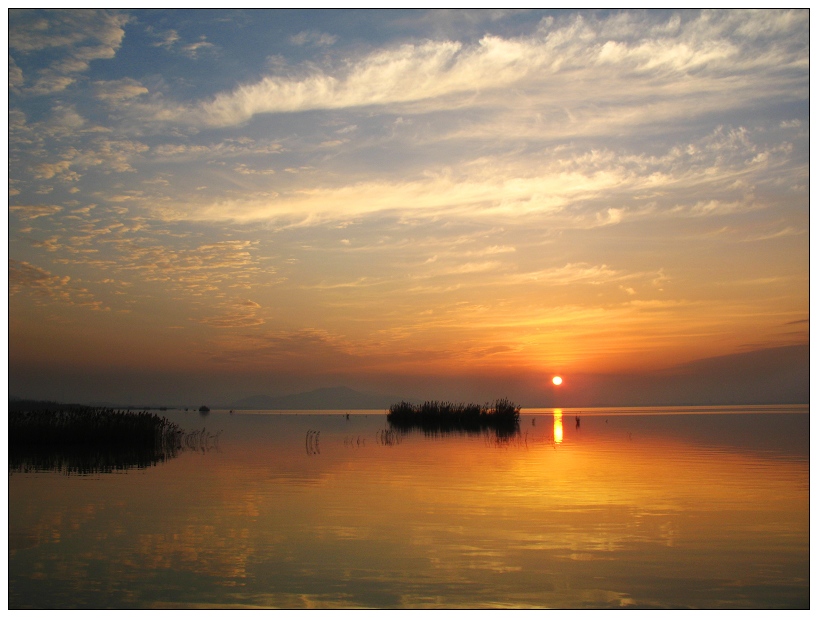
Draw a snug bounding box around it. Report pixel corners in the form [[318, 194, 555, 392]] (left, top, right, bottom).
[[552, 376, 563, 386]]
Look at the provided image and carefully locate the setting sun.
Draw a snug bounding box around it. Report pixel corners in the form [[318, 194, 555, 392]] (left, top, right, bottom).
[[5, 9, 809, 611], [6, 8, 808, 412]]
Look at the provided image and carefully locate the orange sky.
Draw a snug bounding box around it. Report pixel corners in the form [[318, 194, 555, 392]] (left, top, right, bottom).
[[7, 10, 809, 406]]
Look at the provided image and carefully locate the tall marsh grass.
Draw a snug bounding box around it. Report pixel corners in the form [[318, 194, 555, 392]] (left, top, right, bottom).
[[8, 402, 214, 474], [387, 398, 521, 437], [10, 406, 180, 448]]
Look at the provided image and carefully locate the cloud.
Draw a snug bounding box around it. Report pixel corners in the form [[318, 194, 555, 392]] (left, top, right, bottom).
[[234, 164, 276, 175], [49, 104, 88, 131], [205, 328, 357, 367], [8, 55, 23, 88], [150, 28, 180, 49], [9, 259, 70, 296], [181, 38, 509, 126], [9, 259, 107, 310], [152, 138, 282, 161], [29, 236, 64, 252], [181, 38, 216, 59], [145, 10, 806, 128], [9, 9, 130, 95], [9, 204, 63, 220], [289, 30, 338, 47], [94, 78, 149, 102], [54, 233, 278, 302], [194, 299, 265, 328], [27, 138, 148, 182], [147, 27, 216, 58], [5, 9, 807, 401], [510, 263, 640, 286], [147, 124, 783, 226]]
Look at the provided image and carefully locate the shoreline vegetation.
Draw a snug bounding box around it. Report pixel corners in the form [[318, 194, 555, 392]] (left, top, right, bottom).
[[9, 400, 218, 474], [387, 399, 521, 437]]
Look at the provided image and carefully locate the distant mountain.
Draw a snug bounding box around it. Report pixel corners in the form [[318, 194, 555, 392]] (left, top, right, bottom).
[[230, 386, 400, 410]]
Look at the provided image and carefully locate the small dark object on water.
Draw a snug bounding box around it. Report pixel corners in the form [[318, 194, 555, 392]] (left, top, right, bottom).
[[575, 416, 580, 429], [199, 405, 210, 412]]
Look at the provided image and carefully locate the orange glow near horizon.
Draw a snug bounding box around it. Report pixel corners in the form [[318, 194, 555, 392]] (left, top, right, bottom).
[[5, 10, 808, 406]]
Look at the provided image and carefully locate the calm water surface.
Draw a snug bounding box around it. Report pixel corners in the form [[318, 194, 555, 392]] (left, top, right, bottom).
[[8, 406, 809, 608]]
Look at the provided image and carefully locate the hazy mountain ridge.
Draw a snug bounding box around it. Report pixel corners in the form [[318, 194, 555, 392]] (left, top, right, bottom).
[[556, 344, 809, 408], [12, 344, 808, 409]]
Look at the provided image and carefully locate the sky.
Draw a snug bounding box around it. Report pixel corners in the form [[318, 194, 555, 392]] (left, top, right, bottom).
[[7, 9, 810, 407]]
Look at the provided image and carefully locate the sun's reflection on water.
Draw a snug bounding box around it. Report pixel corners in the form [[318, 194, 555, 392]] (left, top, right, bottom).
[[553, 409, 563, 444], [8, 410, 809, 609]]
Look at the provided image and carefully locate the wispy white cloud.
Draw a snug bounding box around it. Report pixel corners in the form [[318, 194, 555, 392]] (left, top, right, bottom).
[[233, 164, 276, 175], [508, 263, 641, 286], [181, 37, 217, 59], [152, 138, 283, 161], [145, 10, 806, 128], [150, 28, 180, 49], [146, 26, 216, 59], [94, 78, 149, 102], [741, 226, 806, 242], [290, 30, 338, 47], [146, 125, 784, 226]]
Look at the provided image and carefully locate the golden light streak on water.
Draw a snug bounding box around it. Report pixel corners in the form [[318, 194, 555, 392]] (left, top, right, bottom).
[[553, 409, 564, 444]]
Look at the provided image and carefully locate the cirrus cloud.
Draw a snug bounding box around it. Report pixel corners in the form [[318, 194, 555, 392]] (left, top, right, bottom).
[[141, 11, 806, 128]]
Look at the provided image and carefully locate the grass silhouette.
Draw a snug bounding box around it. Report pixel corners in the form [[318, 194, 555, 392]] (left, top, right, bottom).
[[387, 398, 520, 437], [10, 405, 179, 447], [9, 401, 215, 474]]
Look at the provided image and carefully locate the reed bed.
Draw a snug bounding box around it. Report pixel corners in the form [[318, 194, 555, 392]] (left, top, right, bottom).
[[387, 398, 520, 436], [9, 403, 216, 474], [10, 406, 180, 448]]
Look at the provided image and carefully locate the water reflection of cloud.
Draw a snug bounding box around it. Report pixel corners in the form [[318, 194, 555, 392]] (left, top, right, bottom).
[[9, 413, 808, 608]]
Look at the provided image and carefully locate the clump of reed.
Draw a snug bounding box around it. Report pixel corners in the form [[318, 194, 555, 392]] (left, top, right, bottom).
[[8, 403, 207, 474], [10, 406, 180, 449], [387, 398, 520, 436]]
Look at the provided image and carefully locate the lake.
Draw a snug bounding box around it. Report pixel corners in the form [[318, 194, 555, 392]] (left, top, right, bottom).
[[8, 406, 809, 608]]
